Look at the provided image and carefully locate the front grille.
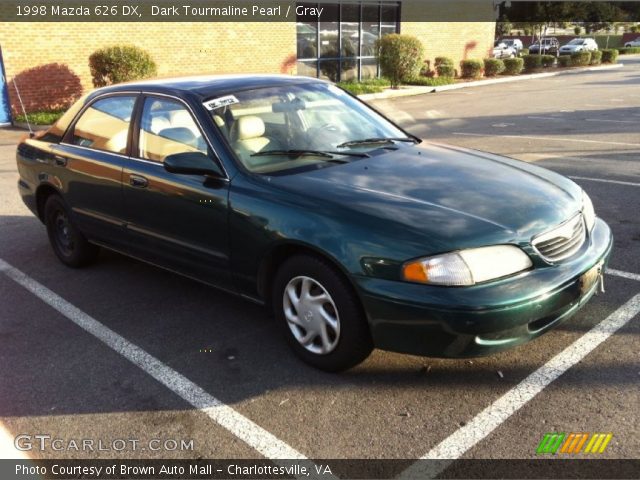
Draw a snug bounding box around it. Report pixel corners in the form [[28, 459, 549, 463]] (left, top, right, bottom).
[[532, 213, 586, 263]]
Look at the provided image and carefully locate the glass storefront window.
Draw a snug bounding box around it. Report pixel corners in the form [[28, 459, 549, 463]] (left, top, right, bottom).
[[296, 1, 400, 82], [381, 3, 399, 37], [319, 3, 339, 58]]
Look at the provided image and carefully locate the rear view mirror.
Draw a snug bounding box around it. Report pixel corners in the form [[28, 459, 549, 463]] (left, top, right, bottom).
[[272, 98, 306, 113], [164, 152, 224, 177]]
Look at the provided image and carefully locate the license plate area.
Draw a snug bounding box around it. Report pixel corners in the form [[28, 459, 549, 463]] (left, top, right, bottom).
[[579, 260, 604, 296]]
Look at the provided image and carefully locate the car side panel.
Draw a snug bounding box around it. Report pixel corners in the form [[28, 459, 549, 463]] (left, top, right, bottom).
[[122, 159, 233, 289], [17, 137, 127, 251], [52, 143, 128, 249]]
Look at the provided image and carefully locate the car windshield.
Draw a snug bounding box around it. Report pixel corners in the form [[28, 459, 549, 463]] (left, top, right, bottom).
[[205, 82, 411, 174], [568, 39, 585, 45]]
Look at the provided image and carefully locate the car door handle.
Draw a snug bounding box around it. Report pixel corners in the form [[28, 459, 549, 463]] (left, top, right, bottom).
[[129, 174, 148, 188], [53, 155, 67, 167]]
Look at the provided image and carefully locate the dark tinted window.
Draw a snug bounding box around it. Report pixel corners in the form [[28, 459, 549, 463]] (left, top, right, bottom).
[[72, 96, 136, 154]]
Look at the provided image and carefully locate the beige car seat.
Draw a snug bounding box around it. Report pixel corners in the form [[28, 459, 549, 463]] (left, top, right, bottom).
[[230, 116, 284, 168]]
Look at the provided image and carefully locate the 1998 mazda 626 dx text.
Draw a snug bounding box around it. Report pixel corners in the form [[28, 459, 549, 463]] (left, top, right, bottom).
[[16, 75, 613, 371]]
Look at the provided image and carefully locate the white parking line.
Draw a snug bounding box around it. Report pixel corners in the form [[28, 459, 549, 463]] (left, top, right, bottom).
[[0, 258, 307, 463], [527, 116, 562, 120], [0, 423, 29, 459], [401, 293, 640, 479], [607, 268, 640, 282], [452, 132, 640, 147], [569, 176, 640, 187], [585, 118, 635, 124]]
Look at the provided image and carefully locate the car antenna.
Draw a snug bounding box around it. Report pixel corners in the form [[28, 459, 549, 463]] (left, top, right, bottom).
[[13, 79, 34, 138]]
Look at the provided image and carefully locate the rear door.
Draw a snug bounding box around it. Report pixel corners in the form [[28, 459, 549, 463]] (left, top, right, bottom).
[[121, 94, 232, 288], [58, 93, 138, 249]]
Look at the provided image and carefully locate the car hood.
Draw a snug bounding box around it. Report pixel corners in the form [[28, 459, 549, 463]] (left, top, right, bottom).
[[268, 142, 583, 250], [560, 45, 581, 50]]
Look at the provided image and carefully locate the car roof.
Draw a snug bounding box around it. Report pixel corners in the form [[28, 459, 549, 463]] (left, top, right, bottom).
[[86, 74, 325, 103]]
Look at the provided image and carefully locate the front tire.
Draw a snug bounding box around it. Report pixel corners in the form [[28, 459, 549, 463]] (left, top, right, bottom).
[[44, 195, 99, 267], [273, 254, 373, 371]]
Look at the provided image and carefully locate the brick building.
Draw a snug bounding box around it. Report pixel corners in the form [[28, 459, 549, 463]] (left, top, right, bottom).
[[0, 1, 495, 122]]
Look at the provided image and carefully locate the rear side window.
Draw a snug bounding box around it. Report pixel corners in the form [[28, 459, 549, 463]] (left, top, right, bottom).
[[138, 97, 209, 162], [72, 96, 136, 154], [42, 93, 91, 143]]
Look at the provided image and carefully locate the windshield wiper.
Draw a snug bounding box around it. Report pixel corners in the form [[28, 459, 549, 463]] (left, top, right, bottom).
[[336, 137, 419, 148], [250, 149, 369, 159]]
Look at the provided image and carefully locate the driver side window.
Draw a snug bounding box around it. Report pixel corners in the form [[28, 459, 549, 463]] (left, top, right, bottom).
[[138, 97, 209, 163]]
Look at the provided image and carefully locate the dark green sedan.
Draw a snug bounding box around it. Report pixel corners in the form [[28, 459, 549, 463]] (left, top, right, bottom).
[[16, 75, 613, 371]]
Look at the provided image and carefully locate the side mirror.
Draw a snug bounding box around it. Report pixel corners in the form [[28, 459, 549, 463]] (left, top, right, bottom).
[[164, 152, 224, 177]]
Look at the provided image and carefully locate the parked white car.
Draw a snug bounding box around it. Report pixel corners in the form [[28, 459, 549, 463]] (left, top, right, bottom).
[[492, 42, 516, 59], [559, 38, 599, 55], [624, 37, 640, 47], [501, 39, 524, 55]]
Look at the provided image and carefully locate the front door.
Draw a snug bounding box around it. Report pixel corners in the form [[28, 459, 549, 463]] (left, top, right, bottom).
[[122, 94, 231, 288]]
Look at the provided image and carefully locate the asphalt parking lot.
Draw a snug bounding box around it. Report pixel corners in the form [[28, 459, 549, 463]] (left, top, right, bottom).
[[1, 57, 639, 472]]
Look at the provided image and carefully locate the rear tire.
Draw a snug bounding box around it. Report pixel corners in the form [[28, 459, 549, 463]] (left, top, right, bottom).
[[44, 195, 99, 267], [273, 254, 373, 372]]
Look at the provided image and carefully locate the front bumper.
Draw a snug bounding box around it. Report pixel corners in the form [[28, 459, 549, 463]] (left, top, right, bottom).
[[355, 218, 613, 358]]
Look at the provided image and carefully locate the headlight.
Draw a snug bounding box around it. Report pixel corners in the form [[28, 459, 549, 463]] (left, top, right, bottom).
[[402, 245, 533, 286], [582, 191, 596, 232]]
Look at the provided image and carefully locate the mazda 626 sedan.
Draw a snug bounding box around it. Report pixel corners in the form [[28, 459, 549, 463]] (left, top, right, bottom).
[[17, 75, 613, 371]]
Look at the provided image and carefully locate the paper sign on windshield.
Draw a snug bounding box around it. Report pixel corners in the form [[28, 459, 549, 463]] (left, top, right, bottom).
[[203, 95, 239, 111]]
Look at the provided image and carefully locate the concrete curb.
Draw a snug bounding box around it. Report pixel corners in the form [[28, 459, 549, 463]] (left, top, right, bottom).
[[358, 63, 624, 101]]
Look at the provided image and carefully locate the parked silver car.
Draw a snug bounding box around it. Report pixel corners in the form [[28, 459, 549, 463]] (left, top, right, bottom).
[[559, 38, 598, 55], [624, 37, 640, 47]]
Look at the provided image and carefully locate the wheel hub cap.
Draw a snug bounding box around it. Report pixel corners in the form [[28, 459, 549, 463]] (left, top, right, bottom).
[[283, 276, 340, 355]]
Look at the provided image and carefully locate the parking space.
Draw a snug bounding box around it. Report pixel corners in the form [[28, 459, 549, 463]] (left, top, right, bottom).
[[1, 57, 639, 472]]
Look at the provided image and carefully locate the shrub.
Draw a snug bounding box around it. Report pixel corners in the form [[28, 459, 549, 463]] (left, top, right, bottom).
[[336, 78, 390, 95], [590, 50, 603, 65], [503, 57, 524, 75], [483, 58, 505, 76], [601, 49, 619, 63], [376, 34, 424, 88], [618, 47, 640, 55], [436, 64, 455, 77], [419, 64, 432, 77], [405, 76, 455, 87], [540, 55, 556, 67], [522, 54, 543, 72], [434, 57, 455, 77], [460, 59, 483, 79], [571, 51, 592, 66], [435, 56, 454, 66], [558, 55, 572, 67], [574, 26, 582, 35], [520, 48, 529, 56], [89, 45, 157, 87], [15, 110, 65, 125]]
